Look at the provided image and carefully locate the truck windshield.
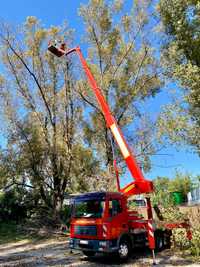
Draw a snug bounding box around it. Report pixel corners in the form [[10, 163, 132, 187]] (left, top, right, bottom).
[[73, 199, 105, 218]]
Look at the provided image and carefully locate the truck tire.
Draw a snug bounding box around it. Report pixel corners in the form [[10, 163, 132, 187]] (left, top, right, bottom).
[[164, 230, 172, 249], [82, 251, 96, 257], [155, 232, 164, 251], [117, 239, 131, 261]]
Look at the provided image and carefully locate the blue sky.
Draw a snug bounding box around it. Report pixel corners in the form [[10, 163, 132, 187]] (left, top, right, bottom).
[[0, 0, 87, 30], [0, 0, 199, 182]]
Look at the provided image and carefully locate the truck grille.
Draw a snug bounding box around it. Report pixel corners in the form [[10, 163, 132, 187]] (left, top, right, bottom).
[[74, 225, 97, 236]]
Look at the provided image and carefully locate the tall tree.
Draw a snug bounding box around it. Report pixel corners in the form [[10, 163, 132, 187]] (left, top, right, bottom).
[[0, 17, 99, 222], [78, 0, 161, 189], [158, 0, 200, 154]]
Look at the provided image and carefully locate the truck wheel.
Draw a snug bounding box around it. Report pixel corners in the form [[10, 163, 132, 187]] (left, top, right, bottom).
[[164, 230, 172, 249], [118, 239, 130, 261], [82, 251, 96, 257], [155, 233, 164, 251]]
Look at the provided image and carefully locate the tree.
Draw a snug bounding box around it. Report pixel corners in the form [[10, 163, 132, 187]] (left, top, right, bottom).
[[169, 171, 192, 197], [152, 176, 172, 207], [0, 18, 99, 222], [152, 172, 192, 207], [78, 0, 162, 190], [158, 0, 200, 154]]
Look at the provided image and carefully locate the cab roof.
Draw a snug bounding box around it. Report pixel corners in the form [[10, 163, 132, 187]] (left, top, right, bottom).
[[72, 191, 123, 201]]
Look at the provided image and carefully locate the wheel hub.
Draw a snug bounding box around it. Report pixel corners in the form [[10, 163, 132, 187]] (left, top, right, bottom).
[[119, 243, 128, 257]]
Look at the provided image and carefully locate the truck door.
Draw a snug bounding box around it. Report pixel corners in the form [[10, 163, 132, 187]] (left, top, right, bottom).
[[108, 198, 128, 239]]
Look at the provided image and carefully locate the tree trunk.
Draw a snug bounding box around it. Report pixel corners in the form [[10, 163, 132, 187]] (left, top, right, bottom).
[[52, 192, 62, 224]]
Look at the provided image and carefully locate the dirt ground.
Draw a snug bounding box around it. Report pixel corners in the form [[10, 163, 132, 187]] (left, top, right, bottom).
[[0, 237, 199, 267]]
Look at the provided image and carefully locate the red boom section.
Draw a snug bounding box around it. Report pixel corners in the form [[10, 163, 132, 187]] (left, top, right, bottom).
[[48, 44, 153, 195]]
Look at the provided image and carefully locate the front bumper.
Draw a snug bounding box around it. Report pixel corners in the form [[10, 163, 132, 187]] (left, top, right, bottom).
[[69, 238, 118, 253]]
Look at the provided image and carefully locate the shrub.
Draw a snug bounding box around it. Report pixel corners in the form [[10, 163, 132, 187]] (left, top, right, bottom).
[[190, 227, 200, 257]]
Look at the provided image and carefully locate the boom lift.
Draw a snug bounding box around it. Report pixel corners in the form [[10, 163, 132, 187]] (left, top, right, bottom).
[[48, 42, 192, 262]]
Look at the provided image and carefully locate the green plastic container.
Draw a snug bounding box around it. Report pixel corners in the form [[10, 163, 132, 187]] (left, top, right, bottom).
[[171, 191, 184, 205]]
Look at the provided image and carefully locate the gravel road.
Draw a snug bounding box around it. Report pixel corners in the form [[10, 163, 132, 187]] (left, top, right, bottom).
[[0, 237, 199, 267]]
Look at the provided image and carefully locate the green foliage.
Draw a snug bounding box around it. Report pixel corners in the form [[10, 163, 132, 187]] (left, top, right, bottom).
[[152, 172, 192, 207], [158, 0, 200, 154], [151, 173, 200, 257], [0, 221, 48, 244], [159, 0, 200, 66], [172, 227, 200, 259], [0, 222, 27, 244], [0, 17, 100, 222], [0, 189, 27, 223], [152, 176, 173, 207], [172, 228, 191, 249], [156, 102, 192, 146], [60, 204, 72, 228], [190, 227, 200, 257], [169, 171, 192, 196]]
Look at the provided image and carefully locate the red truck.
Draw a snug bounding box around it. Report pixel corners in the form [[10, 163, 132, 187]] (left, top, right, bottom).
[[48, 43, 192, 262], [69, 191, 173, 260]]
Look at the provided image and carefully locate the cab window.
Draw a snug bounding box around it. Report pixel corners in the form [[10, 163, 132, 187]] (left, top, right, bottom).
[[109, 199, 122, 216]]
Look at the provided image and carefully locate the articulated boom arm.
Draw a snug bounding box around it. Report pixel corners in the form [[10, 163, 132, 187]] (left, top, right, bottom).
[[48, 43, 153, 196]]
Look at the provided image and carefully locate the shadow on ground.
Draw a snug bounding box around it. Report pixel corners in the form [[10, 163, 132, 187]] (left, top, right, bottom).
[[0, 239, 197, 267]]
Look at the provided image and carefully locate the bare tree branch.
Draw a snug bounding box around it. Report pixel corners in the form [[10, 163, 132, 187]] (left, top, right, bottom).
[[0, 33, 54, 126]]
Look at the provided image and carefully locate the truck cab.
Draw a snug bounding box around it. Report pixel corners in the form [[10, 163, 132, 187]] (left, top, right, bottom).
[[69, 191, 134, 259]]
